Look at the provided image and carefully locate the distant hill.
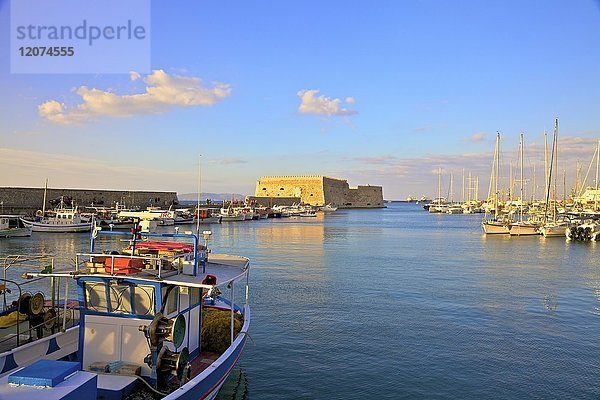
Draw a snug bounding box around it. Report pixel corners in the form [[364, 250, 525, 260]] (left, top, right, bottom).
[[178, 192, 247, 202]]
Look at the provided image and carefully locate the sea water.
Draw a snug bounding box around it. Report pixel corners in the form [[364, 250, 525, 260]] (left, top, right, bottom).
[[1, 202, 598, 399]]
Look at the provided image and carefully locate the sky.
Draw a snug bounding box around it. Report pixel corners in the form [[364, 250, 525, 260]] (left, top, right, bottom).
[[1, 0, 599, 200]]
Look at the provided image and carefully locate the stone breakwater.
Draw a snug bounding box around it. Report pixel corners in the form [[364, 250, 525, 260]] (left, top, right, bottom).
[[0, 187, 178, 215]]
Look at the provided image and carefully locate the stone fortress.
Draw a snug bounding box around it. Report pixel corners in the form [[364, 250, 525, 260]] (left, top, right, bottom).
[[250, 175, 384, 208]]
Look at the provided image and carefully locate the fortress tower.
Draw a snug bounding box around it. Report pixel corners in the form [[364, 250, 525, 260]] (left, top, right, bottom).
[[253, 175, 384, 208]]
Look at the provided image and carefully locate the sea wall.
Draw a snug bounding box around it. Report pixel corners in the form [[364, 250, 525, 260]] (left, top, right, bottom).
[[254, 176, 384, 208], [0, 187, 178, 215], [346, 185, 384, 208]]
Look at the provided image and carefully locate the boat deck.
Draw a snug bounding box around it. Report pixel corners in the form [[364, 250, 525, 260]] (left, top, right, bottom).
[[76, 252, 249, 289]]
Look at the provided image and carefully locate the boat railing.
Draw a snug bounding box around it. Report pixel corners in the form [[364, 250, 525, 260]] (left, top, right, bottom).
[[0, 277, 79, 350], [75, 251, 191, 279]]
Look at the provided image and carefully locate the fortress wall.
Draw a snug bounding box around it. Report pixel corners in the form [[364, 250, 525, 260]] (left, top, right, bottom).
[[345, 185, 384, 208], [0, 187, 178, 215], [322, 176, 350, 206], [254, 176, 384, 208], [245, 196, 301, 207], [255, 176, 326, 205]]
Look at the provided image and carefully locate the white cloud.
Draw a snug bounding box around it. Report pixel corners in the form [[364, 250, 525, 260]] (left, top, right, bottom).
[[38, 69, 232, 124], [297, 89, 357, 116], [207, 158, 248, 165], [468, 132, 486, 142], [129, 71, 141, 81]]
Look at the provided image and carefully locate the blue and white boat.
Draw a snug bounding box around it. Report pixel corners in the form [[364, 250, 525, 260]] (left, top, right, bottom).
[[0, 224, 250, 400]]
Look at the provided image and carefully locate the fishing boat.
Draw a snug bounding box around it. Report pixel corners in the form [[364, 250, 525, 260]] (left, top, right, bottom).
[[0, 215, 32, 238], [0, 225, 250, 400], [20, 198, 92, 233], [194, 208, 222, 224], [218, 206, 246, 222], [174, 209, 195, 225]]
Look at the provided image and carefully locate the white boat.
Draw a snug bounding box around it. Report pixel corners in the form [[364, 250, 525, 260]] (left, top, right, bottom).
[[0, 215, 32, 238], [219, 207, 246, 222], [428, 169, 448, 213], [446, 205, 463, 214], [482, 133, 510, 234], [540, 120, 568, 238], [144, 207, 176, 226], [482, 218, 511, 234], [20, 198, 91, 233], [509, 133, 541, 236], [0, 227, 250, 400], [540, 220, 570, 237], [321, 204, 338, 212], [509, 220, 541, 236]]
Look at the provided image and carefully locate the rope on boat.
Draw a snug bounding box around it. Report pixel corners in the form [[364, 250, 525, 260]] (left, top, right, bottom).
[[96, 371, 169, 398]]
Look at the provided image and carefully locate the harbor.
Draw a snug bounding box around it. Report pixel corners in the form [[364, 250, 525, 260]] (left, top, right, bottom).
[[1, 203, 598, 399], [2, 0, 600, 398]]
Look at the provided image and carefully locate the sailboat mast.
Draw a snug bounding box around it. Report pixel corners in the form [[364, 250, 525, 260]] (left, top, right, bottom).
[[544, 120, 557, 223], [437, 167, 442, 202], [42, 178, 48, 215], [196, 155, 202, 233], [520, 133, 524, 222], [461, 168, 465, 203], [594, 139, 600, 210], [544, 131, 548, 204], [468, 171, 472, 203], [532, 163, 536, 202], [450, 172, 454, 204], [495, 132, 500, 213], [553, 119, 559, 219]]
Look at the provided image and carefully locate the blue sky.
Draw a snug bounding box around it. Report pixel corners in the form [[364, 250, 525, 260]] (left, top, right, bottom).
[[1, 0, 599, 200]]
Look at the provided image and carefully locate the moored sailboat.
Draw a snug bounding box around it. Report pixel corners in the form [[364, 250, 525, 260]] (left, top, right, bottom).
[[482, 132, 511, 234]]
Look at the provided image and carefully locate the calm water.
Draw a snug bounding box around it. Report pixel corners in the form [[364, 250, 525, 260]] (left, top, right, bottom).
[[1, 202, 599, 399]]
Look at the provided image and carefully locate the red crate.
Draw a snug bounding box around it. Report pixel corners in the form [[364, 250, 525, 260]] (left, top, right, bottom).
[[104, 257, 143, 275]]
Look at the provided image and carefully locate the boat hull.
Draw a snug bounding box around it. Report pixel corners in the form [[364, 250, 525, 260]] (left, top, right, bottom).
[[0, 227, 32, 238], [0, 326, 79, 374], [220, 214, 246, 222], [163, 305, 250, 400], [509, 223, 540, 236], [195, 216, 223, 224], [540, 223, 569, 238], [20, 219, 91, 233], [482, 221, 510, 234]]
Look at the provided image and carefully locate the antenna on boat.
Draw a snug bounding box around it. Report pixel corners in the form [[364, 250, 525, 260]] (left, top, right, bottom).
[[196, 154, 202, 235]]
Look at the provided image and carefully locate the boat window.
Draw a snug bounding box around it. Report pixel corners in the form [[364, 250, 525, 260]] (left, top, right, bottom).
[[133, 285, 155, 315], [85, 281, 155, 315], [164, 286, 179, 316], [190, 287, 200, 306], [109, 284, 132, 314], [85, 282, 108, 312]]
